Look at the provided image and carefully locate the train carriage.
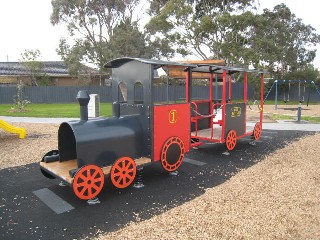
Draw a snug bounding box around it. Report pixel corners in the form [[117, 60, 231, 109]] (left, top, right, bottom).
[[189, 64, 265, 150], [39, 57, 265, 201]]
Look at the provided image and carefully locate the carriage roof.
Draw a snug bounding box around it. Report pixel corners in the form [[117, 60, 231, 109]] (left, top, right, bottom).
[[192, 64, 267, 74]]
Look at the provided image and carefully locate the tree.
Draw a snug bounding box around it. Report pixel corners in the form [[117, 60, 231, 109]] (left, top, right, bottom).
[[283, 64, 319, 81], [146, 0, 258, 65], [56, 38, 88, 77], [51, 0, 153, 73], [20, 49, 51, 86], [147, 1, 320, 76], [20, 49, 42, 86], [109, 18, 153, 59], [250, 4, 320, 78], [12, 81, 30, 111]]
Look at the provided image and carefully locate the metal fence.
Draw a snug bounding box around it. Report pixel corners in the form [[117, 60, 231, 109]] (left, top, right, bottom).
[[0, 86, 112, 104], [0, 83, 255, 104]]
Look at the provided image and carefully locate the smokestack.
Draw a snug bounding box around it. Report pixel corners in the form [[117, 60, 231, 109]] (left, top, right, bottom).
[[76, 90, 90, 121]]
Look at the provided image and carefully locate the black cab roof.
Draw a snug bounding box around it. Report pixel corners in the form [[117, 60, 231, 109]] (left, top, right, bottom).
[[104, 57, 197, 69]]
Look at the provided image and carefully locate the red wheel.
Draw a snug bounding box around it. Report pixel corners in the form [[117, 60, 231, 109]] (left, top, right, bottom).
[[253, 123, 262, 140], [72, 165, 104, 200], [226, 130, 237, 151], [161, 136, 185, 172], [110, 157, 137, 189]]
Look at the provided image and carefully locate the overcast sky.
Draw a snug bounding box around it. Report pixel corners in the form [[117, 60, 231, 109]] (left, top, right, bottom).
[[0, 0, 319, 68]]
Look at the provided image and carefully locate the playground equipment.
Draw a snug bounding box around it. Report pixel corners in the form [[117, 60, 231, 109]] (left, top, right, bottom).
[[263, 79, 320, 122], [189, 65, 265, 150], [264, 80, 320, 109], [39, 57, 265, 201], [0, 119, 27, 139]]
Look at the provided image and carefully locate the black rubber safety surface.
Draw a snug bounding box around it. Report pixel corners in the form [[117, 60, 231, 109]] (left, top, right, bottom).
[[0, 130, 313, 240]]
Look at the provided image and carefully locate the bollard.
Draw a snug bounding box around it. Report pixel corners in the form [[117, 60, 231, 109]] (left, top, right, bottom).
[[297, 103, 302, 122]]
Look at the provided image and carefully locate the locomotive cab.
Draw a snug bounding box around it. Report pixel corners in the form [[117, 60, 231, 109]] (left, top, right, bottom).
[[104, 58, 197, 171]]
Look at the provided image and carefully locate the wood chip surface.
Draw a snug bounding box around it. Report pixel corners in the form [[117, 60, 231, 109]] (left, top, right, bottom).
[[94, 133, 320, 240], [0, 123, 58, 169]]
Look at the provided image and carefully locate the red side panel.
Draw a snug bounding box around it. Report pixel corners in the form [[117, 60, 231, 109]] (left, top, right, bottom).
[[153, 103, 190, 161]]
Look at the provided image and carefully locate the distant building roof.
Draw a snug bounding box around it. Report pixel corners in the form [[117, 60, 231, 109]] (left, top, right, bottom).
[[0, 61, 98, 77]]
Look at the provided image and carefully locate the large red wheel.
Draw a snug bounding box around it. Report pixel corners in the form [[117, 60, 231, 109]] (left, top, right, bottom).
[[253, 123, 262, 140], [161, 136, 185, 172], [226, 130, 237, 151], [72, 165, 104, 200], [110, 157, 137, 189]]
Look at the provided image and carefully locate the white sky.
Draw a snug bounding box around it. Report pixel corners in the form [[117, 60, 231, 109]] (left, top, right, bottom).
[[0, 0, 319, 68]]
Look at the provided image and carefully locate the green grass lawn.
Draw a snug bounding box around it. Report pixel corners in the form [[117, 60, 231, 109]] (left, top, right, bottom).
[[1, 102, 319, 123], [0, 103, 113, 118], [269, 114, 320, 123]]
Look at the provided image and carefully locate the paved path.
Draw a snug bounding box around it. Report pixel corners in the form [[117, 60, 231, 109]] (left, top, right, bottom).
[[0, 116, 78, 124], [1, 116, 319, 131], [248, 121, 320, 132]]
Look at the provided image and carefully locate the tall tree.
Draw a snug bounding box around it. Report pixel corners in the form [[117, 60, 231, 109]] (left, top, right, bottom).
[[146, 0, 258, 65], [109, 18, 153, 59], [51, 0, 148, 72], [147, 0, 320, 75], [250, 4, 320, 78]]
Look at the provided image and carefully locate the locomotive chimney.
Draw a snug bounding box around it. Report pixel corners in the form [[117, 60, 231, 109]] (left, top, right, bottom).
[[77, 90, 90, 121]]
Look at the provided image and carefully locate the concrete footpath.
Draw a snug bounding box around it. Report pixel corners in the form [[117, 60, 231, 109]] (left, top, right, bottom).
[[1, 116, 319, 132], [0, 116, 78, 124], [248, 121, 320, 132]]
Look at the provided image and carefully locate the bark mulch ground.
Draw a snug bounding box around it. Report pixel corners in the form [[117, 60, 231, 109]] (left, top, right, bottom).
[[0, 123, 58, 170], [95, 133, 320, 240]]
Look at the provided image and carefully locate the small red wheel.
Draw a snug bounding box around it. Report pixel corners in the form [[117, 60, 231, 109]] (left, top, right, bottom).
[[161, 136, 185, 172], [226, 130, 237, 151], [110, 157, 137, 189], [253, 123, 262, 140], [72, 165, 104, 200]]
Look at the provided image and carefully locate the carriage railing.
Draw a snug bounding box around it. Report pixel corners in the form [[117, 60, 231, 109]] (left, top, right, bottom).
[[191, 101, 224, 141]]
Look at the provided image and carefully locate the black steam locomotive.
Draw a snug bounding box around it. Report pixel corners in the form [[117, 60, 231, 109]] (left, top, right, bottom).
[[40, 58, 195, 200]]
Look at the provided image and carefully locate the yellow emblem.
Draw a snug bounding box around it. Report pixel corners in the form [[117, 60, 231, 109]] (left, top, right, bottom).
[[231, 107, 241, 117], [169, 110, 178, 123]]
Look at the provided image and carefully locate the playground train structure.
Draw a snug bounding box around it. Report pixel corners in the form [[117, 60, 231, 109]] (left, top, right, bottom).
[[40, 57, 265, 200]]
